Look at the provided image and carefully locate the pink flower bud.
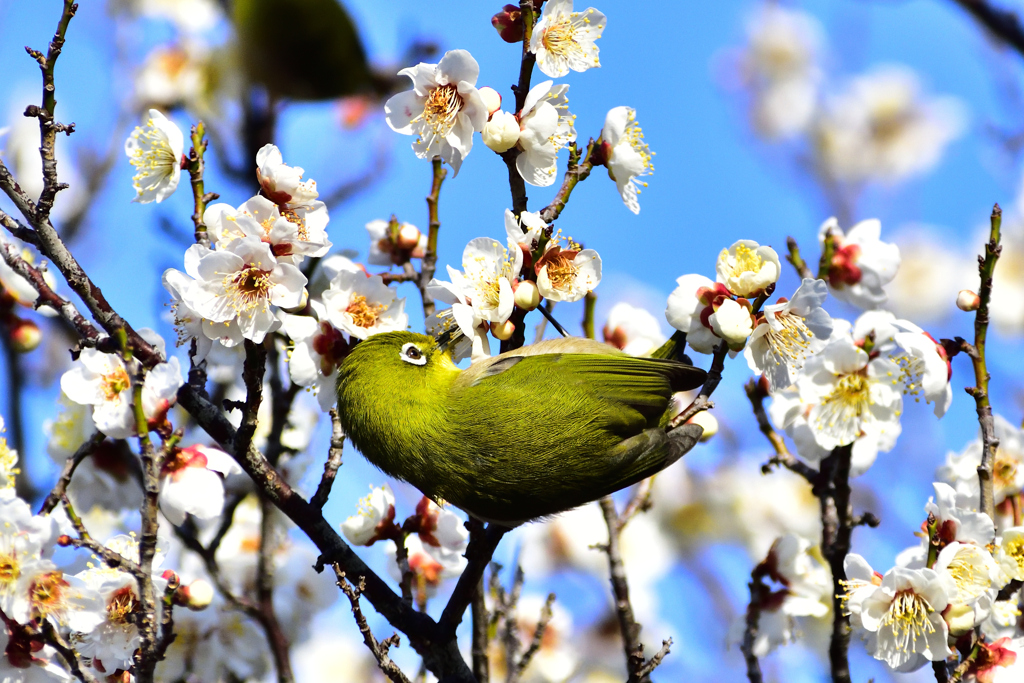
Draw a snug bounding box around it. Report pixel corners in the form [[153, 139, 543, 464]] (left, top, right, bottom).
[[490, 320, 515, 341], [491, 4, 524, 43], [513, 280, 540, 311], [956, 289, 980, 312], [8, 317, 40, 353]]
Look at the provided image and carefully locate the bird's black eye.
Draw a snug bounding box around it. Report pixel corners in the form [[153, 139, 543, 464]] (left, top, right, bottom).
[[400, 342, 427, 366]]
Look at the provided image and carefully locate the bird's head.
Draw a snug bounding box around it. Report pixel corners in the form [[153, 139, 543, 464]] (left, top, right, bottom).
[[336, 330, 459, 399]]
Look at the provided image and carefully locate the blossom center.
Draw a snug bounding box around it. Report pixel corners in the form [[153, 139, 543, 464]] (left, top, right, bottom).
[[993, 450, 1019, 492], [829, 243, 863, 287], [223, 265, 274, 314], [280, 208, 310, 241], [29, 571, 70, 621], [544, 253, 578, 291], [101, 367, 131, 401], [127, 123, 177, 189], [0, 552, 19, 586], [1004, 537, 1024, 574], [731, 244, 764, 275], [345, 295, 387, 329], [542, 19, 580, 58], [816, 373, 871, 431], [764, 312, 814, 365], [618, 111, 653, 176], [946, 547, 992, 602], [107, 585, 140, 625], [423, 84, 464, 136], [879, 589, 936, 652]]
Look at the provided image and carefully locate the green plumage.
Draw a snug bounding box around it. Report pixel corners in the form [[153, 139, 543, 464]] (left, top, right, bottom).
[[336, 332, 706, 525]]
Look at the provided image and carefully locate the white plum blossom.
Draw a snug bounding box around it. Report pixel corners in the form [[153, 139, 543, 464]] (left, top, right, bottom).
[[716, 240, 781, 297], [933, 542, 1001, 617], [665, 274, 721, 354], [163, 265, 243, 360], [927, 482, 996, 547], [938, 415, 1024, 512], [384, 50, 488, 176], [505, 208, 546, 256], [841, 553, 883, 629], [413, 498, 469, 555], [255, 144, 319, 208], [603, 302, 666, 356], [134, 42, 210, 111], [893, 328, 952, 418], [0, 420, 17, 491], [794, 336, 904, 454], [529, 0, 606, 78], [819, 217, 900, 309], [388, 533, 467, 602], [59, 346, 183, 439], [365, 218, 425, 266], [429, 237, 523, 328], [534, 241, 600, 303], [207, 195, 331, 263], [516, 80, 576, 187], [814, 66, 964, 184], [159, 445, 242, 525], [482, 110, 521, 153], [125, 108, 183, 203], [341, 484, 396, 546], [282, 303, 348, 412], [171, 238, 307, 343], [601, 106, 653, 214], [321, 271, 408, 340], [858, 566, 955, 669], [745, 278, 832, 391]]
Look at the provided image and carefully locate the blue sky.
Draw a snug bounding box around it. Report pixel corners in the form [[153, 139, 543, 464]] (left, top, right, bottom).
[[3, 1, 1024, 680]]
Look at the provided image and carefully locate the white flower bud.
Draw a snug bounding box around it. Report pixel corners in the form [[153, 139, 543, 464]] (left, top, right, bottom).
[[477, 86, 502, 117], [483, 111, 521, 153], [708, 298, 754, 349], [490, 320, 515, 340], [513, 281, 540, 311], [396, 223, 422, 250], [687, 410, 718, 442], [716, 240, 781, 297], [183, 579, 214, 611], [956, 289, 980, 312], [281, 288, 309, 314]]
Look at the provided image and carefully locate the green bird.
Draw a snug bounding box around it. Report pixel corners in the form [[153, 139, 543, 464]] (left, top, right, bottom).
[[336, 331, 707, 526]]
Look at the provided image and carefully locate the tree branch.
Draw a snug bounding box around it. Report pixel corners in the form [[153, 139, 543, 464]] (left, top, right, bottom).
[[950, 0, 1024, 58]]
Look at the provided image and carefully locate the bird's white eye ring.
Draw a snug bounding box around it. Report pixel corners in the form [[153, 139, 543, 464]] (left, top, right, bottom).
[[400, 342, 426, 366]]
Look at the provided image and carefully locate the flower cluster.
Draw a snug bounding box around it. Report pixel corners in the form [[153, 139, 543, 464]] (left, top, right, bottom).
[[427, 209, 601, 361]]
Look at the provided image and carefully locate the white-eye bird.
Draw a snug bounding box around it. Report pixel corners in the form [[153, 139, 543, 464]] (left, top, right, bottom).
[[336, 331, 706, 526]]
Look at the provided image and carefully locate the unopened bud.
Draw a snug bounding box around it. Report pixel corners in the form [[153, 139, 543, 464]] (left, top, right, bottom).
[[8, 317, 41, 353], [161, 569, 181, 590], [687, 410, 718, 442], [57, 535, 72, 547], [482, 111, 521, 153], [491, 4, 524, 43], [396, 223, 422, 251], [477, 86, 502, 117], [181, 579, 214, 611], [943, 603, 976, 637], [956, 289, 980, 312], [513, 280, 540, 311], [490, 320, 515, 341]]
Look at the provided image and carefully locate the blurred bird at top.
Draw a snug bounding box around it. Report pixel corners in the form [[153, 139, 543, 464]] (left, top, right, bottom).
[[232, 0, 431, 101], [336, 331, 706, 526]]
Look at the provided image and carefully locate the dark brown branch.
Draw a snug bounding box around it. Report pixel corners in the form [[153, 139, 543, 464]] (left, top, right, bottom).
[[38, 431, 105, 514], [635, 640, 672, 679], [950, 0, 1024, 57], [740, 569, 768, 683], [59, 494, 147, 582], [40, 618, 97, 683], [312, 408, 345, 509], [818, 445, 854, 683], [258, 496, 294, 683], [437, 523, 509, 636], [334, 570, 413, 683]]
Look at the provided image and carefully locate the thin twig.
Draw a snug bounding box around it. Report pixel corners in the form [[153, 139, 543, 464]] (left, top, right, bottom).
[[538, 302, 569, 338], [739, 567, 768, 683], [38, 431, 105, 514], [744, 379, 819, 484], [539, 139, 596, 223], [312, 408, 345, 509], [418, 158, 447, 317], [187, 122, 215, 247], [964, 204, 1002, 524], [507, 593, 556, 683], [334, 570, 414, 683], [785, 236, 814, 280], [950, 0, 1024, 57], [438, 524, 509, 636]]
